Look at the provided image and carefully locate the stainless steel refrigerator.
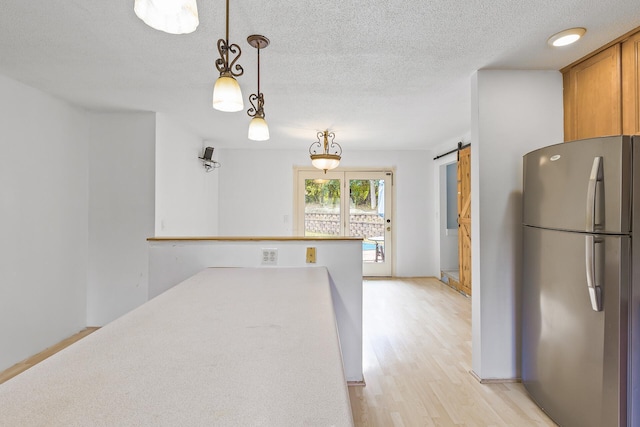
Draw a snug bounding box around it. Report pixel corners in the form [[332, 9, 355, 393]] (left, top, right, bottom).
[[522, 135, 639, 427]]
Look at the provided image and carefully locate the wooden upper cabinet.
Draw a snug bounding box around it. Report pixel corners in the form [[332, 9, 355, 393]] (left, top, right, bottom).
[[622, 31, 640, 135], [563, 44, 622, 141]]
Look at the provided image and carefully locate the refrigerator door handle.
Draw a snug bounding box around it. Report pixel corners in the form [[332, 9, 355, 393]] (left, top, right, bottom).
[[585, 235, 603, 312], [585, 156, 603, 232]]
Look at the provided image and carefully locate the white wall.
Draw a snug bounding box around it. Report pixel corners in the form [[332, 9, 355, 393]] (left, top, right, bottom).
[[0, 74, 88, 371], [217, 148, 437, 277], [87, 112, 155, 326], [471, 70, 563, 380], [155, 113, 218, 236], [217, 149, 306, 236]]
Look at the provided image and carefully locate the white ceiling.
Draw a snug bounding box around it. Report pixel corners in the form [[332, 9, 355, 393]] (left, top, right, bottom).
[[1, 1, 639, 151]]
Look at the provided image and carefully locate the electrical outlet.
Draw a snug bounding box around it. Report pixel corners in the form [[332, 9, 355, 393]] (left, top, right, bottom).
[[261, 248, 278, 265], [306, 247, 316, 263]]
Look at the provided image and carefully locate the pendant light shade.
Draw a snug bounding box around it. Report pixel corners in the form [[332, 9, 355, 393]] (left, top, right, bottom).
[[248, 117, 269, 141], [309, 131, 342, 173], [311, 155, 341, 171], [134, 0, 199, 34], [213, 74, 243, 112]]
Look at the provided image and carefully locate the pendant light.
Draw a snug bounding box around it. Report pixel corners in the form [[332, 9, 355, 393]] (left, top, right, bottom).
[[212, 0, 244, 112], [309, 130, 342, 173], [134, 0, 199, 34], [247, 35, 270, 141]]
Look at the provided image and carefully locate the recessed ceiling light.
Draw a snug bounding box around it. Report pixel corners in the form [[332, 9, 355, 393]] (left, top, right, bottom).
[[547, 28, 586, 47]]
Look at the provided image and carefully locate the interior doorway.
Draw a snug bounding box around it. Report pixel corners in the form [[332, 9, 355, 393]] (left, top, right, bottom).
[[437, 146, 472, 296], [294, 169, 393, 276], [439, 161, 459, 286]]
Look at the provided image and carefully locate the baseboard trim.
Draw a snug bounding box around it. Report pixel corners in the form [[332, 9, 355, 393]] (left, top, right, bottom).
[[469, 370, 521, 384], [0, 327, 99, 385], [347, 379, 366, 387]]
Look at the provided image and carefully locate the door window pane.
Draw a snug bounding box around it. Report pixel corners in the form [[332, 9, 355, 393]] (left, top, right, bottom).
[[349, 179, 385, 263], [304, 179, 341, 237]]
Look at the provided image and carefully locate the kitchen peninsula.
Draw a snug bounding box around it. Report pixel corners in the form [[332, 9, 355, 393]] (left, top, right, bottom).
[[148, 236, 364, 383], [0, 267, 354, 426]]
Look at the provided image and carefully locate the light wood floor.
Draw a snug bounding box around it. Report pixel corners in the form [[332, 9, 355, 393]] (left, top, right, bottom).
[[349, 277, 557, 426]]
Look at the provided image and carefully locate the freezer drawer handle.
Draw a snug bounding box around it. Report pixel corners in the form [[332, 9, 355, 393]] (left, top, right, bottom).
[[586, 156, 603, 232], [585, 235, 603, 312]]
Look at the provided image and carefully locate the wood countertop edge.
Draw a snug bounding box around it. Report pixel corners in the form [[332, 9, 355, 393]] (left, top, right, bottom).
[[147, 236, 363, 242]]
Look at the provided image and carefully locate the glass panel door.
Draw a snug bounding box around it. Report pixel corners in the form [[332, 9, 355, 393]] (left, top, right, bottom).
[[346, 172, 392, 276], [295, 169, 393, 277]]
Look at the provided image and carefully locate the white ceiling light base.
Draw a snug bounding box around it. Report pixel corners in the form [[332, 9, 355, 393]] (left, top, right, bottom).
[[134, 0, 199, 34], [547, 27, 586, 47]]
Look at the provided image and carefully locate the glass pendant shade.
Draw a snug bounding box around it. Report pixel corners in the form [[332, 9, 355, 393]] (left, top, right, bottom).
[[248, 117, 269, 141], [134, 0, 199, 34], [311, 155, 341, 171], [213, 75, 244, 112]]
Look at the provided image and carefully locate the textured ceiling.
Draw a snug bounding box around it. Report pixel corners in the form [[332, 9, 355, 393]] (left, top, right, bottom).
[[1, 0, 639, 151]]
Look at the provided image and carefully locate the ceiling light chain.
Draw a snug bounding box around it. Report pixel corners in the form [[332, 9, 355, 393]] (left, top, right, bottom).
[[309, 130, 342, 173], [215, 0, 243, 79], [248, 93, 265, 119]]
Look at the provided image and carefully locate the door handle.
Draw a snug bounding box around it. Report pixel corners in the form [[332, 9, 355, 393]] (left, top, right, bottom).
[[586, 157, 603, 232], [585, 235, 603, 312]]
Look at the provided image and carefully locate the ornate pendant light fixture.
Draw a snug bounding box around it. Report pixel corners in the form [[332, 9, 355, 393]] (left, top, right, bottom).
[[134, 0, 199, 34], [309, 130, 342, 173], [246, 35, 270, 141], [212, 0, 244, 112]]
